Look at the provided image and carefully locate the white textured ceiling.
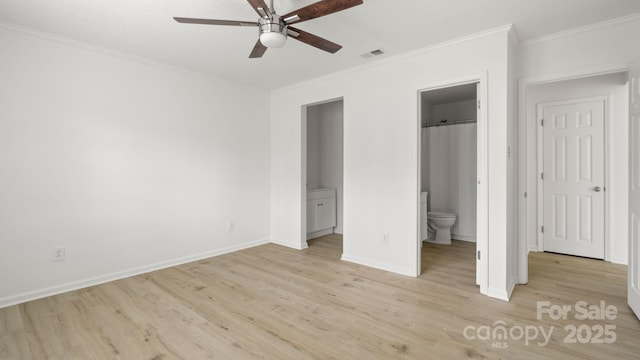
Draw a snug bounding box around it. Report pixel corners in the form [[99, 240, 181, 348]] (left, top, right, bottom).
[[1, 0, 640, 89]]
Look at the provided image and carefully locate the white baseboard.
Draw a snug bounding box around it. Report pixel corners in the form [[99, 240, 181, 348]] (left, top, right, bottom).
[[487, 287, 511, 301], [0, 238, 270, 309], [452, 234, 476, 242], [507, 277, 517, 299], [341, 254, 416, 277], [270, 239, 308, 250], [487, 278, 517, 302], [611, 256, 628, 265], [306, 228, 333, 240]]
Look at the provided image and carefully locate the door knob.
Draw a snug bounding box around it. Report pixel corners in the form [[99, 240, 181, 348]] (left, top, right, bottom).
[[594, 186, 602, 192]]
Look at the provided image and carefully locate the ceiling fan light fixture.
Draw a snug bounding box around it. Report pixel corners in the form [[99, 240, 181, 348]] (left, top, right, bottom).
[[259, 16, 287, 48], [174, 0, 365, 58], [260, 31, 287, 48]]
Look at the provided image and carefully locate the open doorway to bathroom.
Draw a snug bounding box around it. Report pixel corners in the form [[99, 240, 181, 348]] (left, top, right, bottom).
[[303, 98, 344, 253], [418, 82, 480, 286]]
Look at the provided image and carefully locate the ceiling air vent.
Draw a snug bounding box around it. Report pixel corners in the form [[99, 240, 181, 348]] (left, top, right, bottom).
[[361, 48, 385, 58]]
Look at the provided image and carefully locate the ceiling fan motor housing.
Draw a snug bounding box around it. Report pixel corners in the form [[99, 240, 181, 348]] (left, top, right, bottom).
[[258, 15, 287, 48]]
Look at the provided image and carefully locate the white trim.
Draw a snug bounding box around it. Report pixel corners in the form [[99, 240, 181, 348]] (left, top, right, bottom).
[[605, 95, 613, 262], [521, 65, 629, 90], [517, 81, 529, 285], [416, 88, 423, 277], [0, 238, 270, 309], [271, 239, 309, 250], [536, 95, 610, 260], [341, 254, 415, 277], [612, 255, 627, 265], [416, 72, 488, 296], [300, 97, 345, 250], [301, 105, 309, 250], [522, 13, 640, 46], [477, 75, 489, 295], [487, 287, 511, 302], [518, 65, 629, 285], [275, 25, 513, 93], [452, 234, 477, 242], [536, 101, 543, 252], [416, 74, 485, 94], [306, 228, 334, 240], [0, 21, 260, 90], [506, 277, 518, 300]]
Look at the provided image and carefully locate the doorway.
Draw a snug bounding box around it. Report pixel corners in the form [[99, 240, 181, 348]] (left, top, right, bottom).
[[303, 98, 344, 248], [538, 96, 607, 259], [418, 80, 485, 291], [525, 72, 629, 265]]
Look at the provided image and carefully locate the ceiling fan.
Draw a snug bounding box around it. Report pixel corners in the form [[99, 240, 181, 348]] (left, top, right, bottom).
[[174, 0, 363, 58]]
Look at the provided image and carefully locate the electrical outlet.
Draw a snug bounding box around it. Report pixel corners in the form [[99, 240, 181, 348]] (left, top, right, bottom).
[[382, 233, 390, 245], [227, 221, 235, 232], [52, 247, 65, 262]]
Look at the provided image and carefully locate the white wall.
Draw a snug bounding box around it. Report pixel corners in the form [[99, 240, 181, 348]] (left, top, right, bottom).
[[519, 14, 640, 80], [525, 73, 629, 263], [0, 25, 271, 307], [4, 12, 637, 309], [306, 100, 344, 234], [431, 99, 477, 125], [271, 26, 515, 299], [420, 101, 432, 127], [421, 129, 430, 193], [306, 105, 322, 189], [519, 14, 640, 271]]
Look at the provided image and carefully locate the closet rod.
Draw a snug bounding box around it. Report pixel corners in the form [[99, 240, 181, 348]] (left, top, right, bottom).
[[422, 119, 476, 128]]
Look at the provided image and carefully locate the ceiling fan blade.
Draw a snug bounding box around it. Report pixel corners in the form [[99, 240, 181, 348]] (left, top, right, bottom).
[[282, 0, 363, 25], [287, 26, 342, 54], [174, 17, 258, 26], [246, 0, 272, 18], [249, 39, 268, 58]]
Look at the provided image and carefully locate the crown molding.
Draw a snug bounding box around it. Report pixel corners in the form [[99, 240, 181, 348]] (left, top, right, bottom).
[[274, 24, 514, 93], [522, 12, 640, 46], [0, 21, 266, 91]]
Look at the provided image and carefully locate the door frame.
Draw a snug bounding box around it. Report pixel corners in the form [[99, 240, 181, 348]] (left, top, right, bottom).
[[301, 97, 344, 249], [628, 57, 640, 318], [416, 72, 488, 295], [519, 65, 628, 284], [536, 95, 610, 259]]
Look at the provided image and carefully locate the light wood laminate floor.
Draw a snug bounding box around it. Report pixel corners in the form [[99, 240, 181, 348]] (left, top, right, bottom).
[[1, 234, 639, 359]]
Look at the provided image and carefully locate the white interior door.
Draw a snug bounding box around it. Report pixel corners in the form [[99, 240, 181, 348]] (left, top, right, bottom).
[[542, 99, 605, 259], [628, 59, 640, 319]]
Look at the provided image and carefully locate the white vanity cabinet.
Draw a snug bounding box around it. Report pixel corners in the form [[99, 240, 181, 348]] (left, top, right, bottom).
[[306, 188, 336, 238]]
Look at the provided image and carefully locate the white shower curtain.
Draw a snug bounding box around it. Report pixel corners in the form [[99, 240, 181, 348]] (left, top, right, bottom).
[[424, 123, 477, 240]]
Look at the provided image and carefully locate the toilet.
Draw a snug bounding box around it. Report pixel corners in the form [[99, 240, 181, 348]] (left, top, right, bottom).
[[427, 211, 457, 245]]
